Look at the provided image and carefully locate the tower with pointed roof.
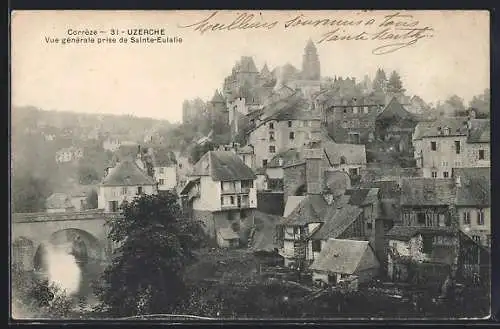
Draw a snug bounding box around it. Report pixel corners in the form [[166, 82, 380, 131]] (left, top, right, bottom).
[[302, 39, 321, 81]]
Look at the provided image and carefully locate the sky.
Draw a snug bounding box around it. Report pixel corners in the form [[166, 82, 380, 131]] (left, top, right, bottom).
[[11, 10, 490, 123]]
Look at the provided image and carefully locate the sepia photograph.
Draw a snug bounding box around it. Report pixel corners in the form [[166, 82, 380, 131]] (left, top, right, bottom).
[[10, 10, 491, 320]]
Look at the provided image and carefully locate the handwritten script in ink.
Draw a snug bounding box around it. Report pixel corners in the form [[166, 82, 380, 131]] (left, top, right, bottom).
[[177, 11, 435, 55]]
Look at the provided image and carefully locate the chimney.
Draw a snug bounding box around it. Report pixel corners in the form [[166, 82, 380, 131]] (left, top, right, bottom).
[[304, 148, 324, 195]]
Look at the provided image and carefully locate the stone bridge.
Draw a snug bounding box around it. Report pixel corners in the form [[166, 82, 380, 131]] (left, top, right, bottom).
[[11, 210, 123, 296]]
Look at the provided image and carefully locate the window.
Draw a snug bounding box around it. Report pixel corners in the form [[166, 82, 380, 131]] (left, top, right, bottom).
[[422, 236, 433, 254], [353, 107, 358, 114], [159, 179, 165, 185], [479, 149, 485, 160], [288, 120, 292, 128], [340, 156, 347, 165], [289, 132, 295, 140], [430, 141, 437, 151], [179, 163, 183, 169], [262, 159, 268, 167], [472, 235, 481, 243], [109, 201, 118, 212], [455, 141, 461, 154], [137, 186, 143, 195], [477, 209, 485, 225], [367, 222, 373, 230], [269, 122, 274, 129], [221, 196, 224, 205], [269, 131, 275, 141], [342, 120, 348, 128], [242, 180, 254, 189], [443, 172, 449, 178], [441, 161, 448, 167], [463, 211, 471, 225], [431, 171, 438, 178], [220, 182, 224, 191], [312, 240, 321, 252], [269, 145, 276, 153], [364, 106, 369, 114], [159, 167, 164, 174], [121, 187, 128, 195], [343, 108, 347, 113], [230, 196, 235, 205]]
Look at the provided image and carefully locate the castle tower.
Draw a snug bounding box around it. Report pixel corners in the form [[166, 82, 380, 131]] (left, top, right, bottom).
[[302, 39, 321, 81]]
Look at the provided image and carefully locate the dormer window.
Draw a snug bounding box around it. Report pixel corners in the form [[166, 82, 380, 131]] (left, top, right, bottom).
[[443, 127, 450, 136], [269, 122, 274, 129]]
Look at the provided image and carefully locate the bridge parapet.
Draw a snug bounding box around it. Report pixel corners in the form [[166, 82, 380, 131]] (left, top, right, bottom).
[[12, 210, 124, 223]]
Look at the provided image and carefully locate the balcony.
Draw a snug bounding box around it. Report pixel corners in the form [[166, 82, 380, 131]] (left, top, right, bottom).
[[220, 187, 252, 195]]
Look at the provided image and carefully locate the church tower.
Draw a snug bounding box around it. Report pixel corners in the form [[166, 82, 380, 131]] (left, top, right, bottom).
[[301, 39, 321, 81]]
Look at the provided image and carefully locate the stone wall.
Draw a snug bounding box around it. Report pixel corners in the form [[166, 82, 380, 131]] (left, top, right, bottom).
[[283, 162, 306, 201]]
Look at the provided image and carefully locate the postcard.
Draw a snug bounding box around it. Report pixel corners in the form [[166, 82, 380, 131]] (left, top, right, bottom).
[[10, 10, 491, 321]]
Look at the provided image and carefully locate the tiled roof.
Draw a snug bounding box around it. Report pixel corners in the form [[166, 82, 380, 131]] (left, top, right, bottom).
[[268, 148, 303, 168], [400, 178, 456, 206], [211, 90, 225, 104], [218, 227, 239, 240], [101, 160, 156, 186], [454, 167, 491, 206], [311, 203, 363, 240], [320, 132, 367, 165], [191, 151, 256, 182], [45, 193, 74, 210], [247, 211, 283, 252], [154, 149, 177, 167], [284, 195, 328, 226], [467, 119, 490, 143], [386, 225, 457, 241], [376, 97, 416, 121], [413, 117, 469, 140], [363, 180, 400, 199], [283, 196, 306, 217], [310, 239, 377, 274], [345, 188, 379, 206]]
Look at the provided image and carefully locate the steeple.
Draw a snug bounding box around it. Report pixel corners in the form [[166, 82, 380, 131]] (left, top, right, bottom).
[[302, 39, 321, 81], [211, 90, 225, 104]]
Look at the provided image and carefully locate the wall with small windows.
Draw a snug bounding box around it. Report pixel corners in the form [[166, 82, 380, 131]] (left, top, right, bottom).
[[418, 136, 468, 178], [458, 207, 490, 247], [247, 117, 321, 168], [154, 166, 177, 191], [98, 184, 157, 212]]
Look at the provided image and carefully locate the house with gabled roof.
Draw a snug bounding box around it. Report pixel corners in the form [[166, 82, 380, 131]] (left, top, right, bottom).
[[98, 156, 157, 212], [310, 239, 380, 286], [179, 150, 258, 245]]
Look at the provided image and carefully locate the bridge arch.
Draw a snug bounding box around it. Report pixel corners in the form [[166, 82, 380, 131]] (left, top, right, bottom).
[[33, 228, 106, 298]]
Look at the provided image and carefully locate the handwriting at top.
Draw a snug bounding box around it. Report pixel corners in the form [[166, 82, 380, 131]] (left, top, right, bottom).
[[177, 11, 435, 55], [177, 11, 278, 35]]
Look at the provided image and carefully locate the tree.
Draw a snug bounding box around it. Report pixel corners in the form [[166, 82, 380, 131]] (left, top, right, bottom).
[[12, 174, 51, 213], [372, 68, 387, 92], [387, 70, 405, 94], [469, 88, 490, 118], [188, 142, 216, 165], [96, 192, 205, 317], [445, 95, 466, 116], [78, 163, 100, 185]]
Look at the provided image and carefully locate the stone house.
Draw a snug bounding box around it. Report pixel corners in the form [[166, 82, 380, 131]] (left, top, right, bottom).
[[98, 153, 157, 213], [246, 96, 322, 168], [152, 149, 178, 191], [310, 239, 380, 286], [179, 151, 258, 245], [412, 110, 490, 178], [453, 167, 491, 248]]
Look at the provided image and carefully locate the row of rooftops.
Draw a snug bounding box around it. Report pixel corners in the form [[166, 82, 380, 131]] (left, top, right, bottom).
[[413, 113, 490, 143]]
